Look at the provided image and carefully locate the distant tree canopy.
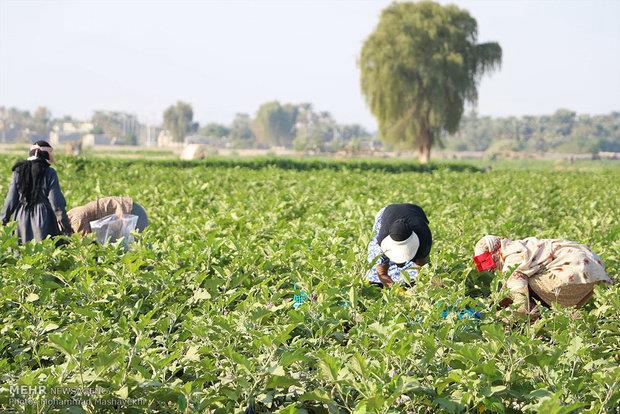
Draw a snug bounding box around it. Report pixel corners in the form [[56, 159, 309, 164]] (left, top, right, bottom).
[[0, 106, 52, 142], [359, 1, 502, 162], [163, 101, 197, 143], [219, 102, 371, 151], [200, 123, 230, 139], [32, 107, 52, 135], [292, 105, 337, 152], [446, 110, 620, 153], [247, 102, 370, 152], [92, 111, 139, 145], [251, 101, 298, 147], [229, 113, 256, 148]]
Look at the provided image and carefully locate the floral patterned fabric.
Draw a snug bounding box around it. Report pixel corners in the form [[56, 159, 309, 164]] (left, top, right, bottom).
[[475, 235, 613, 308]]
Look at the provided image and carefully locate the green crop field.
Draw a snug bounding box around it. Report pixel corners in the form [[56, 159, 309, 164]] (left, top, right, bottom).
[[0, 156, 618, 414]]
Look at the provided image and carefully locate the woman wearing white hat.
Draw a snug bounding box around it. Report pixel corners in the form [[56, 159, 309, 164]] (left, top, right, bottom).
[[366, 203, 432, 287]]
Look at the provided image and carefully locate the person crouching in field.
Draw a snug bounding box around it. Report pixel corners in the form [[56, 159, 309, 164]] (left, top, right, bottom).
[[474, 235, 613, 319], [366, 203, 432, 287], [1, 141, 72, 243], [67, 196, 148, 235]]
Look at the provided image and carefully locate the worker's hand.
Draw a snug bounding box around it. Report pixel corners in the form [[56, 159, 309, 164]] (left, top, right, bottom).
[[58, 220, 73, 236], [497, 296, 513, 309], [376, 263, 393, 288], [115, 204, 126, 219]]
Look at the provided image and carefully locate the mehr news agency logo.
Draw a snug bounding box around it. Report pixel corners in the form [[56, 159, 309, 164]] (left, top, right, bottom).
[[8, 385, 146, 407]]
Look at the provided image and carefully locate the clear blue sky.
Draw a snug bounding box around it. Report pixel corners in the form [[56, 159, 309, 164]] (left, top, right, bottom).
[[1, 0, 619, 130]]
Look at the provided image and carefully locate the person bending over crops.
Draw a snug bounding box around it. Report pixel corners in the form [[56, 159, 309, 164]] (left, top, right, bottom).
[[67, 196, 148, 235], [474, 235, 613, 319], [1, 141, 72, 243], [366, 203, 432, 288]]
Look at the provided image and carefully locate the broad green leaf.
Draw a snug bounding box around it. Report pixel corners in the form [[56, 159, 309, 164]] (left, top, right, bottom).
[[25, 293, 39, 302]]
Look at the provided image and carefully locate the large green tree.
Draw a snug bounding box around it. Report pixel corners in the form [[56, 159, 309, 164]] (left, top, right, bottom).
[[359, 1, 502, 162], [163, 101, 196, 143]]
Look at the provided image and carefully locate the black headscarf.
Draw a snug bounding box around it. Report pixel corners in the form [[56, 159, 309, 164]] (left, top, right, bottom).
[[378, 203, 432, 261], [11, 141, 52, 211]]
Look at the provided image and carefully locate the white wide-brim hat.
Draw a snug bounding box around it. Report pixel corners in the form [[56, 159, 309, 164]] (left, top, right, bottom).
[[380, 231, 420, 264]]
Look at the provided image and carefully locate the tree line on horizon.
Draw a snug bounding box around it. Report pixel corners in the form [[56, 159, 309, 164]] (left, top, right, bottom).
[[162, 100, 373, 153], [162, 101, 620, 154], [1, 103, 618, 155], [446, 109, 620, 154]]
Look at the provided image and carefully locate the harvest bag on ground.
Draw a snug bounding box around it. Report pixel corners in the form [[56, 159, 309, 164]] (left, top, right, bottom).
[[90, 214, 138, 248]]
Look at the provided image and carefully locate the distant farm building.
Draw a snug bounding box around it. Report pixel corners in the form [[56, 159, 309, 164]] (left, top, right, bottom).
[[50, 131, 82, 146], [50, 122, 94, 146], [82, 134, 114, 147]]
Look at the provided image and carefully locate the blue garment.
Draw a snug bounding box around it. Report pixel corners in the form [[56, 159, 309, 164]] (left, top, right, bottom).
[[440, 307, 482, 320], [293, 290, 308, 309], [366, 207, 419, 284]]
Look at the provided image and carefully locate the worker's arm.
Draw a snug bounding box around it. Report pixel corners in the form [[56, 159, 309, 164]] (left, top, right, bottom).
[[112, 196, 133, 218], [415, 256, 429, 266], [367, 207, 392, 286], [48, 169, 73, 235], [1, 172, 19, 226], [376, 262, 394, 288], [97, 196, 131, 219], [504, 270, 542, 320]]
